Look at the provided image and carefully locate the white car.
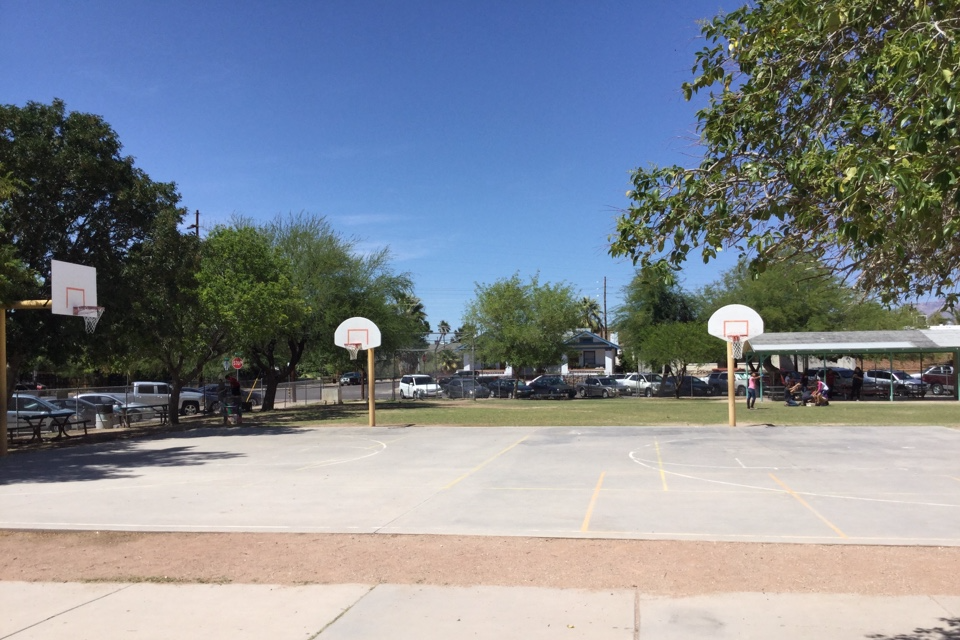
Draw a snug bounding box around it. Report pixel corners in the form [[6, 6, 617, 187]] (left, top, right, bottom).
[[399, 374, 441, 399]]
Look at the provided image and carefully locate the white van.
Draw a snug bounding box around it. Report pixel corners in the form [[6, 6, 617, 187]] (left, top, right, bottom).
[[399, 374, 441, 399]]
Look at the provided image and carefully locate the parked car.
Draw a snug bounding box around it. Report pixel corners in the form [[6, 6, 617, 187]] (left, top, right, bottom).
[[6, 393, 74, 436], [617, 372, 673, 397], [673, 376, 715, 397], [486, 378, 533, 399], [920, 365, 955, 395], [576, 376, 620, 398], [863, 369, 928, 397], [528, 375, 576, 400], [442, 377, 490, 399], [399, 374, 441, 399], [706, 370, 751, 395], [76, 393, 156, 423], [199, 384, 264, 413], [339, 372, 363, 386], [129, 382, 204, 415], [47, 397, 100, 428]]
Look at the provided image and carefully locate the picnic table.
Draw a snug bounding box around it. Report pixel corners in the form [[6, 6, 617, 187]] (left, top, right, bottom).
[[17, 415, 89, 442]]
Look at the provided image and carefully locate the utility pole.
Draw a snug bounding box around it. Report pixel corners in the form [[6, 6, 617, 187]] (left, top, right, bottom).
[[603, 276, 608, 340], [186, 209, 200, 237]]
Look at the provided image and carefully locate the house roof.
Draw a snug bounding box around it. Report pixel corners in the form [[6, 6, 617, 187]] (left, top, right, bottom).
[[564, 330, 620, 350], [747, 326, 960, 356]]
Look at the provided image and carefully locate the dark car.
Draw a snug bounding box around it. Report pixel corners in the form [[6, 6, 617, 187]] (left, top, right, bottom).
[[528, 376, 576, 400], [339, 372, 363, 386], [443, 378, 490, 399], [576, 376, 620, 398], [486, 378, 533, 399], [921, 365, 955, 396], [673, 376, 714, 397], [199, 384, 264, 413]]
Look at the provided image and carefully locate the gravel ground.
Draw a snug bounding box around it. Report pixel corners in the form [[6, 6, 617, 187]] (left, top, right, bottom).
[[2, 530, 958, 596]]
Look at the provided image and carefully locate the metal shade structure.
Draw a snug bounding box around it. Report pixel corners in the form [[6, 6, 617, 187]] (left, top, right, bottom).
[[745, 326, 960, 401], [746, 327, 960, 356]]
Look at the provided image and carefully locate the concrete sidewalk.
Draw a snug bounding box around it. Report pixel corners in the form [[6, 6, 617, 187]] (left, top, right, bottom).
[[1, 582, 957, 639]]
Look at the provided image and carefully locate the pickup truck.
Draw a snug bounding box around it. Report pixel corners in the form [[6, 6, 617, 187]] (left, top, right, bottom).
[[920, 365, 955, 395], [617, 372, 672, 397], [130, 382, 204, 415]]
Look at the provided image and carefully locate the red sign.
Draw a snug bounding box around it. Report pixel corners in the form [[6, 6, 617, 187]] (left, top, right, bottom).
[[232, 357, 244, 370]]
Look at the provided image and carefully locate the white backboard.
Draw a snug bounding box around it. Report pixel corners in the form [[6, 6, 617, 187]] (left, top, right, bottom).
[[51, 259, 97, 316], [334, 316, 382, 350], [708, 304, 764, 341]]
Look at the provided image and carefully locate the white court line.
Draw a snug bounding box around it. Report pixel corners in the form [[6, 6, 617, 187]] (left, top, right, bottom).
[[628, 451, 960, 509]]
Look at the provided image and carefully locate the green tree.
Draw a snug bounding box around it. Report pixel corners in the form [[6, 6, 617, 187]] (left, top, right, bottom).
[[0, 99, 179, 380], [610, 0, 960, 307], [641, 323, 724, 397], [437, 320, 451, 343], [261, 212, 419, 405], [578, 297, 603, 334], [199, 222, 308, 409], [613, 267, 697, 370], [437, 348, 460, 373], [122, 209, 226, 423], [465, 274, 580, 374], [698, 255, 924, 333]]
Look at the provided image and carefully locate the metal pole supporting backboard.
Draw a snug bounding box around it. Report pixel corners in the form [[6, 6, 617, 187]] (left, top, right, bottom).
[[1, 299, 53, 457], [726, 341, 736, 426], [368, 348, 376, 427]]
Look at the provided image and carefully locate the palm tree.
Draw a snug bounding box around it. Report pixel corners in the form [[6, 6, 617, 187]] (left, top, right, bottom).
[[437, 320, 451, 344], [396, 293, 429, 334], [438, 348, 461, 372], [578, 297, 603, 334]]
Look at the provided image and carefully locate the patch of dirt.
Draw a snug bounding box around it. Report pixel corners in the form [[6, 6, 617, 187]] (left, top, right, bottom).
[[2, 530, 957, 596]]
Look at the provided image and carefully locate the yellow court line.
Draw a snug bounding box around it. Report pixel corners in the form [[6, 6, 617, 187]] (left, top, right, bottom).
[[655, 439, 668, 491], [769, 473, 847, 539], [950, 476, 960, 483], [444, 435, 530, 489], [581, 472, 606, 532]]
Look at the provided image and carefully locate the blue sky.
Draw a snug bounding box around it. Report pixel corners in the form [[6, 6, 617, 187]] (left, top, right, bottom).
[[1, 0, 742, 331]]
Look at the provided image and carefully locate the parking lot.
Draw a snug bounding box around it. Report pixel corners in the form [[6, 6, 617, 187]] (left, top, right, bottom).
[[2, 424, 958, 546]]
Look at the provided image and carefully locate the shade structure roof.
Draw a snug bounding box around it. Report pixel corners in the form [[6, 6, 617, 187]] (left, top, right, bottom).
[[746, 327, 960, 356]]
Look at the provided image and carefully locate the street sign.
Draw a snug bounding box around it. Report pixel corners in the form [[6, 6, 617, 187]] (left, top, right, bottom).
[[232, 357, 244, 370]]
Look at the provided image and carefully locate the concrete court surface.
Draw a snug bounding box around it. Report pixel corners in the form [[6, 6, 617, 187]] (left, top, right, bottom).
[[1, 582, 958, 640], [3, 425, 960, 639], [1, 425, 959, 544]]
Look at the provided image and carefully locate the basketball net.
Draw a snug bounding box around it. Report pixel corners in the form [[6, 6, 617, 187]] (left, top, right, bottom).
[[345, 343, 361, 360], [74, 306, 105, 334], [730, 336, 743, 359]]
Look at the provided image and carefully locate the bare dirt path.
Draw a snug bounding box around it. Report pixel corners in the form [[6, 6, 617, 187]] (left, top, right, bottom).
[[2, 530, 958, 597]]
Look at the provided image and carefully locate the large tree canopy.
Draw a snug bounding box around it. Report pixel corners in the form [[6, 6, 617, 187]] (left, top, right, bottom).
[[0, 99, 180, 379], [465, 273, 580, 373], [611, 0, 960, 306]]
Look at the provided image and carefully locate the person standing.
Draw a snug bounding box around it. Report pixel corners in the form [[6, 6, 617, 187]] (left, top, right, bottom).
[[217, 378, 229, 424], [227, 375, 243, 424], [851, 367, 864, 401], [746, 370, 760, 409]]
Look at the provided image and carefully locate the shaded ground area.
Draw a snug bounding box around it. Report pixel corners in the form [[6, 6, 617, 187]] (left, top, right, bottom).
[[2, 530, 958, 597]]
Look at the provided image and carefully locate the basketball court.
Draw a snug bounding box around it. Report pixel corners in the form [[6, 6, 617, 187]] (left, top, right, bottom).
[[1, 424, 958, 546]]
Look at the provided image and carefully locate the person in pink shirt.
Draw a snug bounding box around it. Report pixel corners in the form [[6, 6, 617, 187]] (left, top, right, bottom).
[[746, 370, 760, 409]]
